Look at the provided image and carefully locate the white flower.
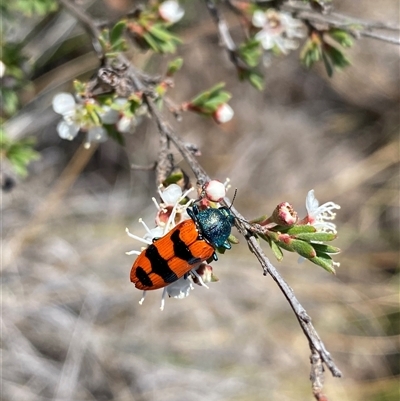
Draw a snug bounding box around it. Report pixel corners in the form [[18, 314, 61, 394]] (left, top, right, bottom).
[[52, 92, 77, 116], [52, 92, 110, 146], [159, 0, 184, 24], [84, 126, 108, 149], [159, 183, 182, 205], [165, 277, 193, 299], [0, 60, 6, 78], [56, 120, 80, 141], [305, 189, 341, 233], [204, 180, 226, 202], [98, 105, 120, 124], [252, 9, 305, 54], [213, 103, 234, 124], [116, 115, 138, 133]]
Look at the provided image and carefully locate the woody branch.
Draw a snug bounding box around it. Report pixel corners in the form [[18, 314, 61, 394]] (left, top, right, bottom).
[[58, 0, 342, 398]]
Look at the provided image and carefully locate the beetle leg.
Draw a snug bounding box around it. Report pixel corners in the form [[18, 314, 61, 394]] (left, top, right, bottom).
[[160, 288, 167, 311], [222, 241, 232, 250], [188, 257, 202, 265], [138, 291, 147, 305]]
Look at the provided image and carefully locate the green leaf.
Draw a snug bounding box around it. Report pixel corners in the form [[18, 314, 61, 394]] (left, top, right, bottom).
[[285, 225, 316, 235], [270, 240, 284, 261], [328, 29, 354, 48], [167, 57, 183, 76], [309, 254, 336, 274], [190, 83, 227, 107], [249, 215, 269, 224], [163, 172, 184, 186], [294, 232, 337, 242], [228, 234, 240, 244], [322, 51, 334, 77], [248, 72, 264, 91], [324, 44, 351, 69], [142, 32, 160, 52], [291, 239, 317, 258], [110, 20, 127, 46], [312, 243, 340, 255], [1, 89, 19, 115], [104, 125, 125, 146], [239, 39, 262, 68]]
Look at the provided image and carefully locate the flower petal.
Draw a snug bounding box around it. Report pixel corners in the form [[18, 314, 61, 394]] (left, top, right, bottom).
[[57, 120, 79, 140], [252, 10, 266, 28], [52, 93, 76, 116]]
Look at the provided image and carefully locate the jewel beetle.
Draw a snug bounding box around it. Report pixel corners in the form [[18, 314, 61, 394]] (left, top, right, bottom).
[[130, 205, 235, 291]]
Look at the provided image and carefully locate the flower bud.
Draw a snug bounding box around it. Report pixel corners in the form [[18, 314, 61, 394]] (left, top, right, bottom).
[[193, 263, 217, 285], [213, 103, 234, 124], [272, 202, 298, 226], [204, 180, 226, 202], [159, 1, 184, 24]]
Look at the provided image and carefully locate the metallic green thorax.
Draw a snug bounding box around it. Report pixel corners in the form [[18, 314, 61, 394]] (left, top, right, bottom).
[[188, 205, 235, 249]]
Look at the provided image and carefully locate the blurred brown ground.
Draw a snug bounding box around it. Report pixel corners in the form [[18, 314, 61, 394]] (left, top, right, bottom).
[[2, 1, 399, 401]]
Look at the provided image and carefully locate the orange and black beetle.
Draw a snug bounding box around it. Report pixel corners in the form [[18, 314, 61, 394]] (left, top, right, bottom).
[[130, 205, 234, 291]]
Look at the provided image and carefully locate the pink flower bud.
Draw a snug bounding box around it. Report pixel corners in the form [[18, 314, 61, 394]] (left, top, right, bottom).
[[204, 180, 226, 202], [272, 202, 298, 226], [213, 103, 234, 124], [193, 263, 216, 285]]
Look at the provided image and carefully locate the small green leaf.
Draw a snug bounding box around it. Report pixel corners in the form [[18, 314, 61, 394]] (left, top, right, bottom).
[[291, 239, 317, 258], [270, 240, 284, 261], [104, 125, 125, 146], [328, 29, 354, 48], [294, 232, 337, 242], [312, 243, 340, 255], [228, 234, 240, 244], [310, 254, 336, 274], [249, 215, 269, 224], [322, 51, 334, 77], [163, 172, 184, 186], [110, 20, 127, 46], [285, 225, 316, 235], [142, 32, 160, 52], [239, 39, 262, 68], [248, 72, 264, 91], [190, 82, 226, 107], [167, 57, 183, 76], [324, 44, 351, 69]]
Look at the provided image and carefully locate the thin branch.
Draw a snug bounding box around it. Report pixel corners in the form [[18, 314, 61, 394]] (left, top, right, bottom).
[[282, 3, 400, 45], [128, 70, 343, 380], [58, 0, 343, 396], [58, 0, 104, 59], [204, 0, 249, 70]]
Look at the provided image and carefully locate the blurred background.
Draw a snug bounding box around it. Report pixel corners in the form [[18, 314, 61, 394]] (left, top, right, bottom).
[[2, 1, 399, 400]]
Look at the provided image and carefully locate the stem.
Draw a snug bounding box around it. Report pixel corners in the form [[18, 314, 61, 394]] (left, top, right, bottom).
[[58, 0, 343, 396]]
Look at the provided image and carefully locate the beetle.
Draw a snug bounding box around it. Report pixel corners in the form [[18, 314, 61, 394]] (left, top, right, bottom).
[[130, 205, 235, 291]]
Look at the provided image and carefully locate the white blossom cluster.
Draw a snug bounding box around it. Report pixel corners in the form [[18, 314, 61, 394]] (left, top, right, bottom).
[[52, 93, 146, 148], [126, 180, 229, 310], [252, 9, 305, 55]]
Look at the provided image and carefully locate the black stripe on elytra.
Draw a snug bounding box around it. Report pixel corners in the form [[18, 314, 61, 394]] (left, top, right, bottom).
[[135, 266, 153, 287], [145, 244, 178, 284], [170, 229, 201, 265]]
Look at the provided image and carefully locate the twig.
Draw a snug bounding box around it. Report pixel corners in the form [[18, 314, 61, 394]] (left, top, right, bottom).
[[204, 0, 249, 70], [127, 69, 343, 383], [282, 3, 400, 45], [57, 0, 343, 397], [58, 0, 104, 59]]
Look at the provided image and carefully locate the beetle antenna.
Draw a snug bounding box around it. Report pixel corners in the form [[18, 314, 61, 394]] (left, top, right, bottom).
[[229, 189, 238, 210]]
